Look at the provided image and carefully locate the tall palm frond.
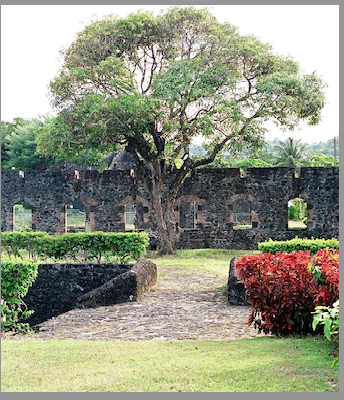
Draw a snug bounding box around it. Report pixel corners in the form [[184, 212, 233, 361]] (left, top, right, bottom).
[[273, 137, 308, 168]]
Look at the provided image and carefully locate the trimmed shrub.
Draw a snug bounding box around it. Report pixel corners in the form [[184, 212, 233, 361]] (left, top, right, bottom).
[[1, 231, 49, 260], [1, 231, 149, 263], [258, 237, 339, 255], [235, 249, 339, 336], [1, 258, 38, 332]]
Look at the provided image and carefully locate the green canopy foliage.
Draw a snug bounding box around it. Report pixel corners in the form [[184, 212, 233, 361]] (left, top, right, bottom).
[[304, 152, 338, 167], [1, 118, 27, 169], [233, 158, 273, 168], [36, 6, 326, 171], [2, 117, 53, 171], [34, 6, 328, 253]]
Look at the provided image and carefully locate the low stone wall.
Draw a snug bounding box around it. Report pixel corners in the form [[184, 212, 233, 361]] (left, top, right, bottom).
[[227, 257, 249, 306], [76, 258, 157, 308], [23, 258, 157, 326]]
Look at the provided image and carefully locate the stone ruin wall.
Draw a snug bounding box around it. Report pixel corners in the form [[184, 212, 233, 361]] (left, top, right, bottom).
[[23, 258, 157, 326], [1, 167, 339, 250], [24, 263, 132, 325]]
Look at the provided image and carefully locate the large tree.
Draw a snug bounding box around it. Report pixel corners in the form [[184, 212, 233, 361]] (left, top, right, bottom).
[[36, 7, 326, 254]]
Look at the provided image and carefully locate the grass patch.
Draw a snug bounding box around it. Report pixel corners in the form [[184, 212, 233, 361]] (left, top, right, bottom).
[[1, 336, 338, 392], [288, 220, 307, 229], [146, 248, 260, 277], [1, 248, 339, 392]]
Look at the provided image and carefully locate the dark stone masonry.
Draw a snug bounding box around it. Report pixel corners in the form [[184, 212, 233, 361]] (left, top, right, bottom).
[[1, 166, 339, 325], [1, 166, 339, 250], [23, 258, 157, 326], [227, 257, 249, 306]]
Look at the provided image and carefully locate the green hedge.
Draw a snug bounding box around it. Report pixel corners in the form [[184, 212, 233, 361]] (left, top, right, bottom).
[[258, 237, 339, 255], [1, 231, 149, 263], [1, 231, 49, 260], [1, 258, 38, 332]]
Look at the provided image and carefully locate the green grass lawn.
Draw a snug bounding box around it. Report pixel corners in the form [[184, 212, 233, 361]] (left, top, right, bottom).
[[1, 336, 338, 392], [146, 248, 260, 276], [288, 220, 307, 229], [1, 248, 339, 392]]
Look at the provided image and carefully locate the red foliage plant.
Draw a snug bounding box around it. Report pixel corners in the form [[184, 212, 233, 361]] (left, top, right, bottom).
[[235, 249, 339, 336]]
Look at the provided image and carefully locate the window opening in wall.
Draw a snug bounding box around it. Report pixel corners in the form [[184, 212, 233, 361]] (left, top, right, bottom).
[[233, 199, 252, 230], [179, 200, 198, 229], [13, 201, 32, 231], [66, 201, 89, 232], [125, 201, 136, 231], [288, 198, 307, 229]]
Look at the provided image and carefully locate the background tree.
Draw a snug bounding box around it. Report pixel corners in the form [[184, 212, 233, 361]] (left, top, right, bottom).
[[36, 7, 327, 254], [2, 117, 53, 171], [304, 152, 338, 167], [250, 147, 276, 165], [273, 137, 308, 168], [306, 136, 339, 157], [192, 143, 232, 168], [233, 158, 272, 168], [1, 118, 26, 170]]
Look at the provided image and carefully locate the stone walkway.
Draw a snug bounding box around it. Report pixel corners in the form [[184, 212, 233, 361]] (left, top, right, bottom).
[[9, 265, 260, 341]]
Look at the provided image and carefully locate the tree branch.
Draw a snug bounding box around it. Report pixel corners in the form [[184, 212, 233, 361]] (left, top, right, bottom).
[[150, 121, 165, 155], [192, 136, 231, 169]]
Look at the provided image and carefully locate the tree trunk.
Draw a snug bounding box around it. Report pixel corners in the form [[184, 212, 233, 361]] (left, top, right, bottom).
[[127, 141, 189, 255], [148, 162, 180, 255]]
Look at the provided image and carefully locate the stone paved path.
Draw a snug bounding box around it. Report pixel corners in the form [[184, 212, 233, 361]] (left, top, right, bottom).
[[9, 265, 260, 341]]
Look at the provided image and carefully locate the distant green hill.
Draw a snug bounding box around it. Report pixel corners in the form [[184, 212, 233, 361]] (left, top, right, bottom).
[[266, 136, 339, 157], [191, 136, 339, 158], [190, 136, 339, 168]]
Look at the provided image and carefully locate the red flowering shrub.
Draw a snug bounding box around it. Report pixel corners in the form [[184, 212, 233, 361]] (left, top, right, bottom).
[[309, 249, 339, 305], [235, 249, 339, 336]]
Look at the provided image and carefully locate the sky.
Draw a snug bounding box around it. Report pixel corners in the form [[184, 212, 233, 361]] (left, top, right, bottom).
[[1, 4, 339, 145]]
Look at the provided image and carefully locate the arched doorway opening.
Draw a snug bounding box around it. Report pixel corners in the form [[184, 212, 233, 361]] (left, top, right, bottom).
[[233, 199, 252, 230], [125, 201, 136, 231], [288, 198, 307, 229], [13, 201, 33, 231], [65, 201, 89, 232], [179, 200, 198, 229]]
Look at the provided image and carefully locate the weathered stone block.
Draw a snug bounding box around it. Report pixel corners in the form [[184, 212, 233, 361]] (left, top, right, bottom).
[[23, 258, 157, 325], [76, 258, 157, 308], [228, 257, 249, 306]]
